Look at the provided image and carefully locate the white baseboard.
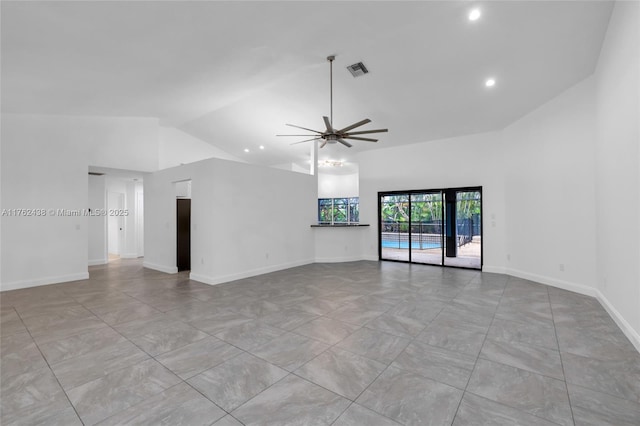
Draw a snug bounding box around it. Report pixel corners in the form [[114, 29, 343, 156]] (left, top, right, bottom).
[[142, 261, 178, 274], [120, 253, 139, 259], [482, 265, 507, 274], [315, 255, 370, 263], [596, 289, 640, 353], [0, 272, 90, 292], [504, 267, 597, 297], [88, 258, 107, 266], [190, 259, 314, 286]]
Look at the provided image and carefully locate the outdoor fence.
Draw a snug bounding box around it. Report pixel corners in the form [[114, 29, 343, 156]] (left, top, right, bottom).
[[382, 217, 479, 249]]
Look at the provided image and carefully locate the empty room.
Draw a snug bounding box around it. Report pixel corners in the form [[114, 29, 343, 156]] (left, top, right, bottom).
[[1, 1, 639, 425]]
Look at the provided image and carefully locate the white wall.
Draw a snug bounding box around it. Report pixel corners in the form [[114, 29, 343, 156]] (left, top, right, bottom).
[[88, 175, 107, 265], [175, 180, 192, 198], [314, 227, 367, 263], [318, 172, 359, 198], [86, 117, 159, 173], [594, 1, 640, 345], [144, 157, 317, 282], [357, 131, 507, 267], [502, 77, 598, 295], [159, 127, 242, 170], [1, 115, 90, 289], [0, 114, 158, 290]]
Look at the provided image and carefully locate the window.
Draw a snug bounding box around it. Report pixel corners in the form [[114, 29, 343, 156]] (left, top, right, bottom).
[[318, 197, 359, 224]]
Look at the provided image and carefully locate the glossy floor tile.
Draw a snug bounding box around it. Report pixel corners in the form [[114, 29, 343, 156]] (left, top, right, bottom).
[[250, 331, 329, 372], [1, 257, 639, 425], [295, 347, 386, 400], [333, 402, 402, 425], [392, 340, 476, 389], [156, 336, 242, 379], [97, 382, 225, 425], [67, 359, 181, 424], [357, 366, 464, 425], [453, 392, 559, 426], [466, 359, 573, 425], [231, 374, 350, 425], [187, 352, 288, 412]]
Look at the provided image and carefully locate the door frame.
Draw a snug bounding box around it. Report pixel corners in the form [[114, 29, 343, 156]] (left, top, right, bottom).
[[176, 198, 191, 272], [107, 191, 125, 256], [378, 186, 483, 270]]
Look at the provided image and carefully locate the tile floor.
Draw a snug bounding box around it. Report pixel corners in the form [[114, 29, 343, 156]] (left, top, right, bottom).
[[1, 259, 639, 425]]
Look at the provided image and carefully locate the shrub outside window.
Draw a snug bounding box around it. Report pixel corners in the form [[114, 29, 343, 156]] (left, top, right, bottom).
[[318, 197, 359, 224]]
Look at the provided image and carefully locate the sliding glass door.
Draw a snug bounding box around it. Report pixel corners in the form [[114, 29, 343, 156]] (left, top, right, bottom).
[[379, 187, 482, 269], [380, 194, 410, 262], [442, 190, 482, 268], [410, 192, 443, 265]]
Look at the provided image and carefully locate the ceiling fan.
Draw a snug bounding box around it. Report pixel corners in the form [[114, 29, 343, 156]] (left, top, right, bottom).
[[277, 55, 388, 148]]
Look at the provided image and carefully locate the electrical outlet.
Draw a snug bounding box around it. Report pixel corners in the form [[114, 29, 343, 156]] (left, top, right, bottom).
[[559, 263, 565, 272], [507, 254, 511, 261]]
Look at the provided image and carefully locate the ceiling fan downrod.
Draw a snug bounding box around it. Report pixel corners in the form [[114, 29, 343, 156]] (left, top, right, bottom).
[[328, 55, 335, 128]]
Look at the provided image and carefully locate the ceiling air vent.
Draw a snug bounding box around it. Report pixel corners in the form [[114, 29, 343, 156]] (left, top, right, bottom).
[[88, 172, 105, 176], [346, 62, 368, 77]]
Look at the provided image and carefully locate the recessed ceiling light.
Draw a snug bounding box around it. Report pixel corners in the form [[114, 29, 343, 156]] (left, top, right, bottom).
[[485, 78, 496, 87], [468, 8, 481, 21], [259, 145, 265, 150], [244, 148, 249, 153]]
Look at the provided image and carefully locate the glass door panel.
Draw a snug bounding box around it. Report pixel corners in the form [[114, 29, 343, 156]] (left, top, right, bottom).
[[410, 192, 443, 265], [443, 190, 482, 269], [379, 187, 481, 270], [380, 194, 410, 262]]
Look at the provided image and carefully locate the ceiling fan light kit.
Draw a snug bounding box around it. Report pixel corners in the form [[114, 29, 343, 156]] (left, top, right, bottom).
[[277, 55, 388, 148]]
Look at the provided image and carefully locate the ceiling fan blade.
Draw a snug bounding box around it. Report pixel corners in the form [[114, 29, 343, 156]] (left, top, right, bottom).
[[344, 128, 388, 136], [320, 140, 328, 148], [344, 136, 378, 142], [323, 116, 334, 132], [290, 137, 322, 145], [276, 134, 320, 137], [337, 138, 353, 148], [337, 118, 371, 133], [286, 123, 324, 134]]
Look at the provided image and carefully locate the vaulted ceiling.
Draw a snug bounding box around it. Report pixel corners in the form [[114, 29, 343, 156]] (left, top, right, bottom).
[[1, 1, 614, 170]]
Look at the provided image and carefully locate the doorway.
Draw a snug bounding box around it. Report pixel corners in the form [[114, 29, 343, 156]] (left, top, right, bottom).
[[176, 199, 191, 271], [175, 180, 192, 272], [107, 191, 124, 259], [379, 187, 482, 269]]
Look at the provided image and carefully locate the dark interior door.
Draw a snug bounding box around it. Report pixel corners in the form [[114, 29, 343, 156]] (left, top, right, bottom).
[[177, 199, 191, 271]]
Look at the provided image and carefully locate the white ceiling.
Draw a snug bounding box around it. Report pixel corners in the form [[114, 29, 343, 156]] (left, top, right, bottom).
[[1, 1, 614, 171]]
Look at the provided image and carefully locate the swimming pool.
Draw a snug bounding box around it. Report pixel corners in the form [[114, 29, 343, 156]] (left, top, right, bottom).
[[381, 240, 442, 250]]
